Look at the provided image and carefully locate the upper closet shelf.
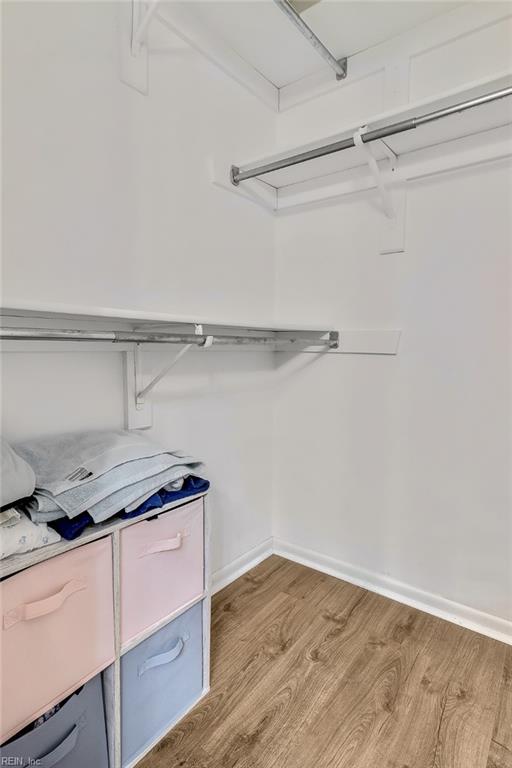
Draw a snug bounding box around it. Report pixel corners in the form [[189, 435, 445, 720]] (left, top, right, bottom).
[[0, 302, 338, 350], [215, 73, 512, 214]]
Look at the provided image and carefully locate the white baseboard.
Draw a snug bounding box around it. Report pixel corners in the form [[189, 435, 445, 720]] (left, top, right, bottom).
[[273, 538, 512, 646], [211, 537, 274, 594], [211, 537, 511, 645]]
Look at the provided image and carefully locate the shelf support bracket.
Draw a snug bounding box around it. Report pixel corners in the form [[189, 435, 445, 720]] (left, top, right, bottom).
[[353, 126, 406, 254], [131, 0, 161, 56], [136, 324, 212, 408], [118, 0, 157, 94], [126, 324, 213, 430], [353, 126, 396, 219], [136, 343, 192, 406]]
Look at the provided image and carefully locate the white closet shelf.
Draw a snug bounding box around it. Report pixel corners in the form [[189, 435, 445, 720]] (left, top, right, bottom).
[[0, 307, 400, 429], [0, 301, 336, 342], [214, 72, 512, 213], [0, 303, 341, 429]]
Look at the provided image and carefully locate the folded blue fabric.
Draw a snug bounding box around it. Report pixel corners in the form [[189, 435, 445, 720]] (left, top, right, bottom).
[[160, 475, 210, 504], [123, 491, 163, 518], [119, 476, 210, 520], [49, 477, 210, 538], [50, 512, 94, 541]]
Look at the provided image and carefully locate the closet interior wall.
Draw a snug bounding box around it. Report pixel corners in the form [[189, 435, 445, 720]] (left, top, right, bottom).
[[0, 1, 277, 581], [2, 1, 511, 639], [273, 6, 512, 633]]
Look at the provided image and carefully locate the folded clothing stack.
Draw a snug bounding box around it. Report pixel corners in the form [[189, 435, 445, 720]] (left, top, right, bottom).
[[15, 430, 209, 541], [45, 475, 210, 541], [0, 438, 61, 560]]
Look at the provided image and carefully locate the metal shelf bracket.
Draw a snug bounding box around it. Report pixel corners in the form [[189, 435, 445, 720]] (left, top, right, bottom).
[[131, 0, 161, 57], [135, 325, 212, 408], [127, 324, 209, 430], [353, 126, 406, 254], [353, 126, 397, 219]]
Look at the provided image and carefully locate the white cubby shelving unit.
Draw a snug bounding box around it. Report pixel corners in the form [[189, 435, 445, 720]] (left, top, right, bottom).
[[0, 492, 211, 768]]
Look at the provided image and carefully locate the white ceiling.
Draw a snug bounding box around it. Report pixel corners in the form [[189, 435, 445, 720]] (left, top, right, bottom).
[[174, 1, 464, 88]]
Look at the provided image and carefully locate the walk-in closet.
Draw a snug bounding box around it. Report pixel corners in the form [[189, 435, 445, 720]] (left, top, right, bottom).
[[1, 1, 511, 766]]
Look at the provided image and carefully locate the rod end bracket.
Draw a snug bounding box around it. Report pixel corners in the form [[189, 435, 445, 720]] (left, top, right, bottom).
[[230, 165, 240, 186], [328, 331, 340, 349], [336, 58, 348, 81]]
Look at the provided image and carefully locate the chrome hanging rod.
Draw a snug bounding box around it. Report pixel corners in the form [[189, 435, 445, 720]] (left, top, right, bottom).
[[0, 327, 339, 348], [274, 0, 346, 82], [231, 86, 512, 185]]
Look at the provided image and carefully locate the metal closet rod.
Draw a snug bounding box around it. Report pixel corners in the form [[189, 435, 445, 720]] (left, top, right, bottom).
[[274, 0, 347, 81], [231, 85, 512, 185], [0, 327, 339, 348]]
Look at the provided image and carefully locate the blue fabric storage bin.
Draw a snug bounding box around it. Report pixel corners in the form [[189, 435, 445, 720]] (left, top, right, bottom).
[[0, 674, 109, 768], [121, 601, 203, 766]]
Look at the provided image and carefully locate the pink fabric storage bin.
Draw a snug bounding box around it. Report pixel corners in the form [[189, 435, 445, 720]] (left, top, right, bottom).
[[120, 499, 204, 646], [0, 537, 115, 743]]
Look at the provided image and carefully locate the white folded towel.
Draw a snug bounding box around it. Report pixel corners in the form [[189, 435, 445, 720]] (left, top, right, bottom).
[[16, 430, 203, 523], [15, 430, 171, 496]]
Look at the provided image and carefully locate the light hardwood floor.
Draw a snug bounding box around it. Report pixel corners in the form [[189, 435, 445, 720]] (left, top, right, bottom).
[[140, 555, 512, 768]]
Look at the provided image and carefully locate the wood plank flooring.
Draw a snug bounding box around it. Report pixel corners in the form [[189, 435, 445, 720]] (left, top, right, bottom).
[[139, 556, 511, 768]]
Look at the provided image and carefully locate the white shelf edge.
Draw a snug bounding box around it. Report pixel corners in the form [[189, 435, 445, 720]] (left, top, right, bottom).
[[120, 591, 207, 656], [338, 329, 401, 355], [0, 301, 334, 335]]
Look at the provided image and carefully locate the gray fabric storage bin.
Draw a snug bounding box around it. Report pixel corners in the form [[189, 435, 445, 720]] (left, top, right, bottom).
[[0, 674, 109, 768], [121, 601, 203, 767]]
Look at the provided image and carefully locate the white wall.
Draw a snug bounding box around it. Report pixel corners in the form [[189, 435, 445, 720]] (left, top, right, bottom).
[[0, 1, 276, 577], [273, 5, 512, 635], [2, 1, 511, 638]]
